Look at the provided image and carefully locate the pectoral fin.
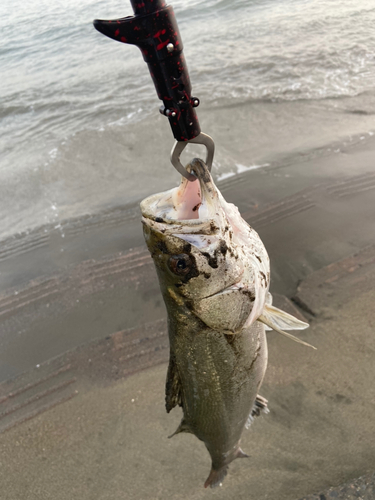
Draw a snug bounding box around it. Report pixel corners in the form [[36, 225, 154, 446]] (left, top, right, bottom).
[[259, 304, 316, 350], [262, 304, 309, 330]]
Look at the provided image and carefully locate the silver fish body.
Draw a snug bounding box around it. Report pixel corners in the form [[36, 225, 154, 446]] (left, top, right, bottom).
[[166, 305, 267, 487], [140, 158, 310, 487]]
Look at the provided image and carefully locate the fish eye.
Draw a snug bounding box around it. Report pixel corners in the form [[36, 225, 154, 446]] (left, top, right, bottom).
[[168, 254, 191, 276]]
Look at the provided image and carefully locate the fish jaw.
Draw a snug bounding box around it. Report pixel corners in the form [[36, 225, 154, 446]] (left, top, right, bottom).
[[141, 167, 248, 304], [141, 158, 269, 322]]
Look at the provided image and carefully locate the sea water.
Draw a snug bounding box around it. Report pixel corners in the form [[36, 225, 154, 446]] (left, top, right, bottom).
[[1, 0, 375, 239]]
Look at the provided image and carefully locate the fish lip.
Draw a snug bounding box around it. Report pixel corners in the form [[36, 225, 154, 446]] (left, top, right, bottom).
[[141, 216, 172, 234], [141, 201, 214, 229], [141, 214, 208, 226], [140, 191, 214, 228], [141, 216, 158, 227], [141, 215, 219, 237]]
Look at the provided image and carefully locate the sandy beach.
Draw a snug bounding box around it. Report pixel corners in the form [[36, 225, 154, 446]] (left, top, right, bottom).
[[0, 130, 375, 498]]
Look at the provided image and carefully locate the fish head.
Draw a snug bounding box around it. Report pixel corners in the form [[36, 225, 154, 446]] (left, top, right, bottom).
[[141, 158, 270, 332]]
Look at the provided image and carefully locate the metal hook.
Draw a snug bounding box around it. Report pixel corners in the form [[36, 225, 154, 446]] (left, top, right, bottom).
[[170, 133, 215, 181]]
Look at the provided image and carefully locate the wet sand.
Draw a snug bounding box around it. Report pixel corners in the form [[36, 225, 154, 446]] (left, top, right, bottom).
[[0, 136, 375, 498]]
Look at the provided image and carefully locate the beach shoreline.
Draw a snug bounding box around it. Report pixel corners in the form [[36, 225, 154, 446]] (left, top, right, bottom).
[[1, 93, 375, 241]]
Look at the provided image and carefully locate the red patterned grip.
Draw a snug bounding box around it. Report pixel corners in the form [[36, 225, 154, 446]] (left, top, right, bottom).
[[93, 2, 201, 141]]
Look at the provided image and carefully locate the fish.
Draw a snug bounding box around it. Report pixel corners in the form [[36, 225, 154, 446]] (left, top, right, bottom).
[[140, 158, 314, 488]]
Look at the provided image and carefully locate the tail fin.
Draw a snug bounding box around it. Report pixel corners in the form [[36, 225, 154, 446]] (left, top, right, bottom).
[[204, 466, 228, 488], [204, 449, 248, 488]]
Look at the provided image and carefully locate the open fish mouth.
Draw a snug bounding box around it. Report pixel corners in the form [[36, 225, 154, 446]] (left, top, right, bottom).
[[141, 158, 222, 236]]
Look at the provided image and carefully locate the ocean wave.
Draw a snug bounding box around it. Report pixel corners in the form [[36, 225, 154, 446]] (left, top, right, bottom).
[[1, 0, 375, 238]]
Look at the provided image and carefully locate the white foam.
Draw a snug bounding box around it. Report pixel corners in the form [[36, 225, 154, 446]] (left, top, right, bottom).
[[216, 171, 236, 182], [236, 163, 269, 174], [217, 163, 269, 182]]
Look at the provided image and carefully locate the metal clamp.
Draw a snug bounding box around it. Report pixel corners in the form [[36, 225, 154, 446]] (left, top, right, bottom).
[[170, 133, 215, 181]]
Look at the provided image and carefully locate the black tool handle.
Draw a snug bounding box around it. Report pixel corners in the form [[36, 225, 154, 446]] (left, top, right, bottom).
[[93, 1, 201, 142]]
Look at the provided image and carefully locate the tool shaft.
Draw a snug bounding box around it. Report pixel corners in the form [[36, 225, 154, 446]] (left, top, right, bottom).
[[93, 2, 201, 141]]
